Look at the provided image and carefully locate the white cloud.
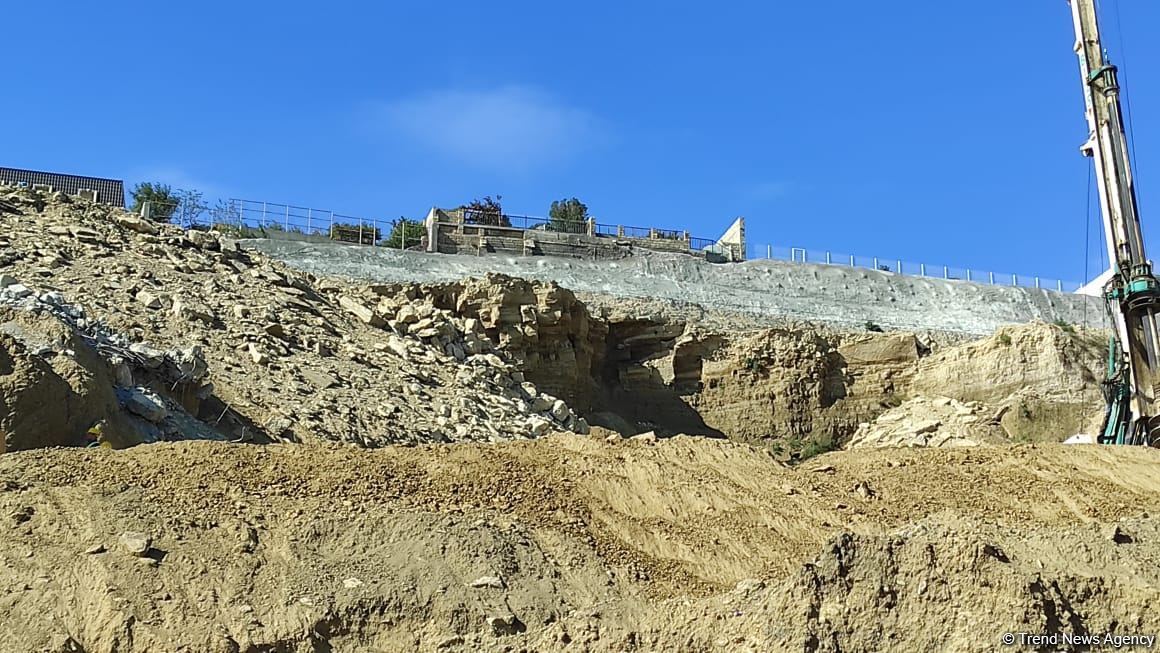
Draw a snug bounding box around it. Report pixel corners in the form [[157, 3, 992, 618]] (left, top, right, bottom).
[[373, 86, 604, 171]]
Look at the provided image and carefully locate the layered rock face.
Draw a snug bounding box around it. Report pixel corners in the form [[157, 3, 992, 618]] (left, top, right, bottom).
[[910, 323, 1106, 440], [340, 272, 1107, 452]]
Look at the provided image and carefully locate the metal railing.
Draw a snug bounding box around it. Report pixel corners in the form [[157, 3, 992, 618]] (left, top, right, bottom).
[[462, 212, 590, 235], [445, 209, 725, 252], [748, 243, 1083, 293], [143, 199, 426, 250], [142, 197, 732, 259]]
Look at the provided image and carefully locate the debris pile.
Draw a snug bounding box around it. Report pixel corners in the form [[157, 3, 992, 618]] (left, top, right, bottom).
[[0, 186, 589, 446], [845, 395, 1010, 449], [0, 275, 219, 451]]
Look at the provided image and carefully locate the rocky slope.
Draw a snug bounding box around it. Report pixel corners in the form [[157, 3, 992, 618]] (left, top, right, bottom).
[[0, 188, 590, 451]]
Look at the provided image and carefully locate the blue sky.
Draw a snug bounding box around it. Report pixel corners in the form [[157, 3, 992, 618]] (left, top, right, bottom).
[[4, 1, 1158, 285]]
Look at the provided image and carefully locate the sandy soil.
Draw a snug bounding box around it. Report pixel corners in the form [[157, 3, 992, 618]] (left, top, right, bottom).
[[2, 436, 1158, 652]]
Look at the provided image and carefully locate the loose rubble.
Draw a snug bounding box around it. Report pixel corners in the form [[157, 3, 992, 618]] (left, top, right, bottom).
[[0, 186, 589, 448], [846, 395, 1011, 449]]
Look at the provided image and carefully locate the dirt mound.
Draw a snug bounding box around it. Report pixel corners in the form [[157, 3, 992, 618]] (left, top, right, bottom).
[[846, 395, 1010, 449], [2, 437, 1159, 651], [569, 513, 1160, 652], [0, 304, 121, 452]]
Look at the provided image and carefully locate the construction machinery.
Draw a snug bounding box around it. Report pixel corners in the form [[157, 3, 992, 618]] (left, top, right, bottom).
[[1067, 0, 1160, 445]]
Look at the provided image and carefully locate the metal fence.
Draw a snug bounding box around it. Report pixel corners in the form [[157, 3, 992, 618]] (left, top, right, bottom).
[[144, 198, 425, 250], [135, 198, 1080, 291], [143, 197, 729, 254], [747, 243, 1083, 293]]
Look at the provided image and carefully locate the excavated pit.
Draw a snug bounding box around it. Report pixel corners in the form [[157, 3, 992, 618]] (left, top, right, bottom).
[[0, 186, 1146, 653]]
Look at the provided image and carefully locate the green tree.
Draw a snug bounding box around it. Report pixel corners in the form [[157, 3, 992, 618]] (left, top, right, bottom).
[[548, 197, 589, 233], [130, 182, 180, 222], [460, 195, 510, 227], [385, 218, 426, 249]]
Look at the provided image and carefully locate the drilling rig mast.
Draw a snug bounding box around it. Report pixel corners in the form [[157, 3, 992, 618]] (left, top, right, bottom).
[[1068, 0, 1160, 445]]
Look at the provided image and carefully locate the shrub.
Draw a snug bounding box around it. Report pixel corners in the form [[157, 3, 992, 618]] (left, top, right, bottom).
[[798, 434, 838, 461], [548, 197, 589, 234], [385, 219, 425, 249]]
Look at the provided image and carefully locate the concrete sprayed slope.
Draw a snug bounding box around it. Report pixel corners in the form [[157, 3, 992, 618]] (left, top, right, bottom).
[[247, 240, 1103, 335]]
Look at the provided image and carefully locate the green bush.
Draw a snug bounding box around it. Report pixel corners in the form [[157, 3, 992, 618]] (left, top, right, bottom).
[[548, 198, 590, 233], [384, 219, 426, 249], [798, 434, 838, 461], [130, 182, 179, 222], [460, 196, 510, 227]]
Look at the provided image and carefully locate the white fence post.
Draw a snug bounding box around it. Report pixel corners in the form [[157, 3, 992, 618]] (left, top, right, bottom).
[[849, 254, 855, 267], [920, 263, 926, 276], [766, 245, 771, 259], [284, 205, 289, 231], [307, 208, 313, 234], [897, 260, 902, 274], [1012, 274, 1018, 286], [825, 251, 832, 264], [1057, 280, 1063, 292]]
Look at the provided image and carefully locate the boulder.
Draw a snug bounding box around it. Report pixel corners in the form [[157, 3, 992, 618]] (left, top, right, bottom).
[[339, 296, 384, 328], [118, 532, 152, 557], [114, 214, 159, 235], [118, 387, 168, 423]]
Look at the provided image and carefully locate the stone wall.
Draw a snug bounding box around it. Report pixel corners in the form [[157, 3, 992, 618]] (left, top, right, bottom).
[[424, 208, 708, 260]]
